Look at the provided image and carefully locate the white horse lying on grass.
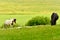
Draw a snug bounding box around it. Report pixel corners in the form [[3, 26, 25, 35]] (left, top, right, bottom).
[[4, 18, 16, 28]]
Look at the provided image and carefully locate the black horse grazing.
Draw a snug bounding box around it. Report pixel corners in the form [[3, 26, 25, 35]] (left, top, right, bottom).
[[51, 12, 59, 25]]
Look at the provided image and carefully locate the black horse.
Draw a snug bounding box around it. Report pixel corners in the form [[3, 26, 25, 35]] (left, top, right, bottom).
[[51, 12, 59, 25]]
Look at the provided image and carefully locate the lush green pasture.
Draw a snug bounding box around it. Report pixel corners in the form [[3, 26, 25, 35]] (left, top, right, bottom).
[[0, 15, 36, 26], [0, 0, 60, 14], [0, 14, 50, 26], [0, 25, 59, 40], [0, 14, 60, 27], [0, 0, 60, 40], [0, 15, 59, 40]]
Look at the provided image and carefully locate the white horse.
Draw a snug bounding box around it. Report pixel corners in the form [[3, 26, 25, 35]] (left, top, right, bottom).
[[4, 18, 16, 28]]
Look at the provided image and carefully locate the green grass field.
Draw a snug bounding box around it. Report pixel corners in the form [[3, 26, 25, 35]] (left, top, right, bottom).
[[0, 25, 60, 40], [0, 0, 60, 14], [0, 0, 60, 40]]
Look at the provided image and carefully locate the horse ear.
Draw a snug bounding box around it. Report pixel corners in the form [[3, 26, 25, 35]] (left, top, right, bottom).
[[14, 19, 16, 21], [14, 19, 16, 23]]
